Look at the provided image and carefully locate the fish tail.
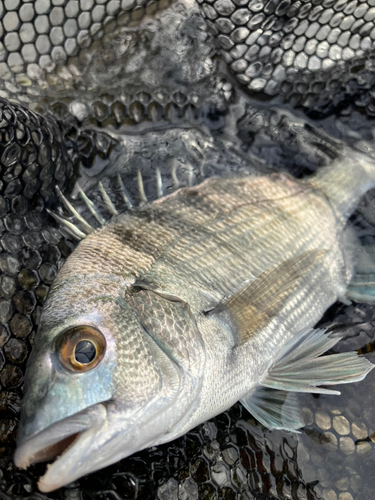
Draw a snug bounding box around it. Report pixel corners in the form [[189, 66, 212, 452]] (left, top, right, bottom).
[[308, 152, 375, 223]]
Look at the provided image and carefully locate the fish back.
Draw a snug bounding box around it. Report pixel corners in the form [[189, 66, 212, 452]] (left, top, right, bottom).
[[57, 172, 346, 317]]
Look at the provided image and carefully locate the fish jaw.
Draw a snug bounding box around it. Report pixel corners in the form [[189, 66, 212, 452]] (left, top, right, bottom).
[[15, 380, 196, 492], [34, 405, 168, 492], [14, 329, 200, 492], [14, 402, 107, 489], [15, 401, 148, 493]]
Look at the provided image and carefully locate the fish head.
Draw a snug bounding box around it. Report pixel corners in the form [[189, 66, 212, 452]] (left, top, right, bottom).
[[14, 267, 186, 492]]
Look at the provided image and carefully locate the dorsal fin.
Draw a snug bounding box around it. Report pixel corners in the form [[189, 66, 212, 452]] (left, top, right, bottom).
[[51, 163, 194, 238], [46, 209, 87, 241], [55, 186, 94, 234]]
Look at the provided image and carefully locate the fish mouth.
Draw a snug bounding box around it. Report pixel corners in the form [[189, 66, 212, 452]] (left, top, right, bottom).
[[18, 431, 81, 466], [14, 403, 108, 492]]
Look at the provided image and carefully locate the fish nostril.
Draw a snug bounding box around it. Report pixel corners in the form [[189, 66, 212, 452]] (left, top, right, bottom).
[[37, 384, 48, 400], [25, 400, 37, 419]]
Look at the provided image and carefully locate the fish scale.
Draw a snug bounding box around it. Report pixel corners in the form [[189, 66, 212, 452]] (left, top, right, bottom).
[[141, 191, 338, 312], [186, 267, 326, 425]]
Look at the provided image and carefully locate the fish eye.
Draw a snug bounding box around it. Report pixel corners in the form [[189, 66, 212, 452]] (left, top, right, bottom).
[[74, 340, 97, 364], [57, 326, 106, 372]]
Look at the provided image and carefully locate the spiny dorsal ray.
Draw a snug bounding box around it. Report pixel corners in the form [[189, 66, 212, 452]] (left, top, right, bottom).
[[51, 165, 192, 240]]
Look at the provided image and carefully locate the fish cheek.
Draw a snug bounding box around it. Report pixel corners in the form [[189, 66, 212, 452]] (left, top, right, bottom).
[[110, 322, 164, 408], [109, 301, 181, 413], [112, 291, 206, 437]]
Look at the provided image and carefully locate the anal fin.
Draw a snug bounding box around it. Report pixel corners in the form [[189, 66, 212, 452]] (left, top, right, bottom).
[[262, 328, 374, 394]]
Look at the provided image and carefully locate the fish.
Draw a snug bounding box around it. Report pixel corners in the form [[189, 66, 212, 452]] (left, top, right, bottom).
[[14, 150, 375, 492]]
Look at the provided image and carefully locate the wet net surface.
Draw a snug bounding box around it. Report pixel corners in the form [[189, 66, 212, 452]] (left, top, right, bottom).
[[0, 1, 375, 500]]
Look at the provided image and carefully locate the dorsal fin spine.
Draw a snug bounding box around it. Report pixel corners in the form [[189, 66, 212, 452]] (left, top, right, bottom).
[[98, 181, 119, 216], [156, 168, 163, 198], [171, 160, 180, 188], [137, 170, 148, 203], [78, 186, 106, 226], [55, 186, 94, 234], [117, 174, 133, 209], [46, 209, 86, 241]]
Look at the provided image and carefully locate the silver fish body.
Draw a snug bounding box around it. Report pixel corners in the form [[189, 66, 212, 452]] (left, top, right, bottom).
[[15, 154, 375, 491]]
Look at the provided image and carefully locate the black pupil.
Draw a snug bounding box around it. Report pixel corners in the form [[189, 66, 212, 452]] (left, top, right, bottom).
[[74, 340, 96, 364]]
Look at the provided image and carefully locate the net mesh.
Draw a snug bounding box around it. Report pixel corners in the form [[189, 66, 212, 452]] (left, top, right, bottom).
[[0, 1, 374, 500]]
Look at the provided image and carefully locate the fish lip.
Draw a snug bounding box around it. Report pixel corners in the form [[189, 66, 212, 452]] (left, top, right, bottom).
[[14, 402, 107, 471], [15, 431, 82, 470]]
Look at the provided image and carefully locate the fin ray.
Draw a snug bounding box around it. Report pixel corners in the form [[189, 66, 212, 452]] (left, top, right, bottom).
[[241, 387, 304, 432], [78, 186, 106, 225], [156, 168, 163, 198], [241, 328, 374, 431], [98, 181, 119, 216], [117, 174, 133, 209], [171, 160, 179, 188], [55, 186, 94, 235], [46, 209, 86, 241], [137, 170, 148, 203], [262, 328, 374, 394]]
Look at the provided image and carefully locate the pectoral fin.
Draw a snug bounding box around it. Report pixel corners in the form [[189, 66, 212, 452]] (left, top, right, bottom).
[[211, 250, 326, 344], [241, 328, 374, 432]]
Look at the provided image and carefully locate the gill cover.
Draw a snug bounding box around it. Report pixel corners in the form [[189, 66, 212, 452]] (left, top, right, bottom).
[[15, 269, 206, 492]]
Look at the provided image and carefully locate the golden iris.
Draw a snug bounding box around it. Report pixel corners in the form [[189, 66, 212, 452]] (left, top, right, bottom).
[[57, 326, 106, 372]]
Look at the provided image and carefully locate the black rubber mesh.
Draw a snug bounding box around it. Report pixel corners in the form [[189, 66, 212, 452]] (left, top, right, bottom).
[[0, 1, 374, 500]]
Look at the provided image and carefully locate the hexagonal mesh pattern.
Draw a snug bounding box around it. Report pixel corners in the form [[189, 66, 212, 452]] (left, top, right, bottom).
[[0, 97, 75, 197], [0, 1, 375, 500], [0, 0, 152, 84], [198, 0, 375, 97], [0, 0, 229, 164]]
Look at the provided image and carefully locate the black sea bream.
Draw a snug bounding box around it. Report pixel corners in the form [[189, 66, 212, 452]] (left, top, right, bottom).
[[15, 154, 375, 491]]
